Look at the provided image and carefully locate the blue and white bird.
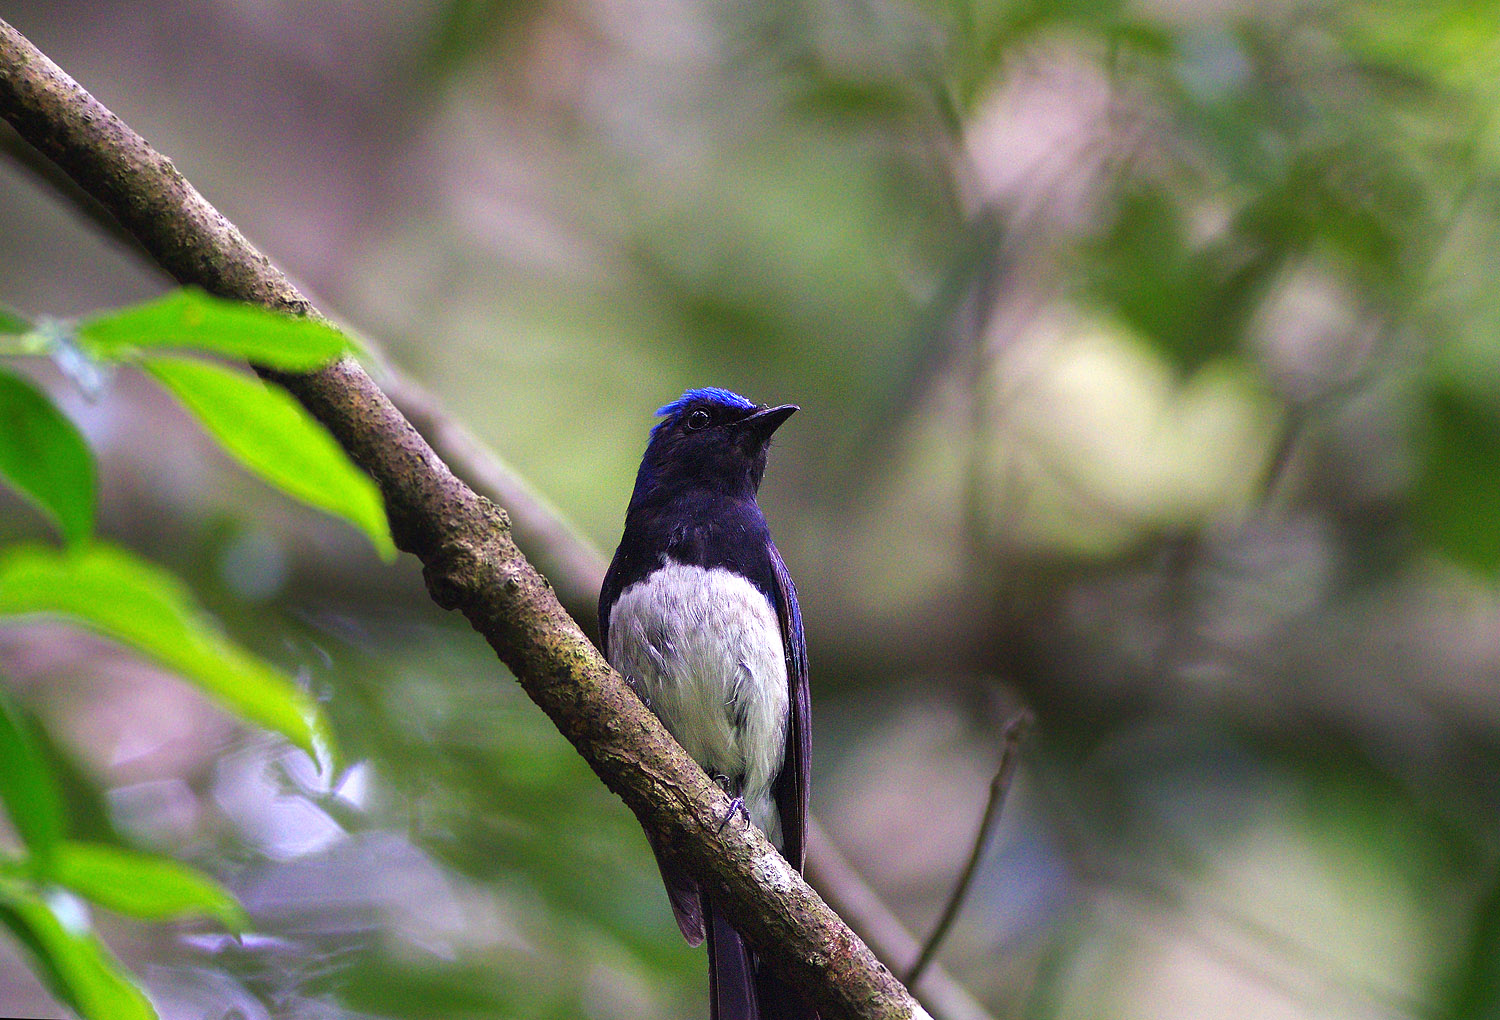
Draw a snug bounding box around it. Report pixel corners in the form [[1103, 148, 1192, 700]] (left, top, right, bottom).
[[600, 387, 814, 1020]]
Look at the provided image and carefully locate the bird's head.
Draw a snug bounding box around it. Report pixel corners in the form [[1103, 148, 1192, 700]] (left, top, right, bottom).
[[633, 387, 798, 501]]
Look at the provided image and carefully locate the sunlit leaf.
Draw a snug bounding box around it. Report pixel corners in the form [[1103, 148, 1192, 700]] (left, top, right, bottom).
[[0, 878, 156, 1020], [142, 355, 396, 561], [0, 688, 65, 862], [1415, 381, 1500, 574], [51, 842, 246, 930], [77, 288, 356, 370], [0, 543, 333, 764], [0, 368, 96, 547], [0, 307, 31, 335]]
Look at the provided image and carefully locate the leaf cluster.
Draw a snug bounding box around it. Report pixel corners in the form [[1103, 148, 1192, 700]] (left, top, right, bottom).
[[0, 288, 394, 1017]]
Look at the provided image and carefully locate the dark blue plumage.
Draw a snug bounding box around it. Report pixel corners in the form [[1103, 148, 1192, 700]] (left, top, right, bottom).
[[600, 387, 813, 1020]]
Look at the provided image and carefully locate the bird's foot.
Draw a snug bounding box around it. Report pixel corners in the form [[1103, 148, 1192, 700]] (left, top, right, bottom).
[[710, 774, 749, 834], [717, 795, 747, 834]]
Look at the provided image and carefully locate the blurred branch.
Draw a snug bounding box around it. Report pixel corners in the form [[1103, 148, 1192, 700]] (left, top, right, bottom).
[[0, 117, 168, 277], [907, 710, 1032, 986], [0, 102, 608, 637], [369, 358, 608, 637], [808, 818, 998, 1020], [0, 18, 923, 1020]]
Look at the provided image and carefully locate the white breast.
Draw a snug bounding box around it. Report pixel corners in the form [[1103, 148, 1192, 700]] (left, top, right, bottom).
[[607, 561, 789, 847]]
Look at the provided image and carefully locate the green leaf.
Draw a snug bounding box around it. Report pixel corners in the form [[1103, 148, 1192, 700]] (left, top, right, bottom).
[[143, 355, 396, 561], [0, 878, 156, 1020], [0, 543, 334, 765], [1415, 381, 1500, 574], [0, 306, 31, 335], [0, 368, 96, 546], [50, 842, 246, 930], [0, 688, 66, 861], [76, 288, 356, 370]]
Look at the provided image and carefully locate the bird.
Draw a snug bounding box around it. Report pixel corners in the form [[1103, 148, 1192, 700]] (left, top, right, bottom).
[[599, 386, 815, 1020]]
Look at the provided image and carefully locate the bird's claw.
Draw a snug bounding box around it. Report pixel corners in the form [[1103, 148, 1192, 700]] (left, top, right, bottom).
[[717, 795, 747, 833]]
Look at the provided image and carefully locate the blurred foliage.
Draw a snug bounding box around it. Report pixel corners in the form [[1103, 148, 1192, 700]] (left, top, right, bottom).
[[1418, 381, 1500, 574], [0, 307, 30, 336], [0, 369, 95, 547], [0, 875, 156, 1020], [0, 544, 333, 758], [0, 294, 383, 1016], [6, 0, 1500, 1018], [0, 680, 236, 1020]]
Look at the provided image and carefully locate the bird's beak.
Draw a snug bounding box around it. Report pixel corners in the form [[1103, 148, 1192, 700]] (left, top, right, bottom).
[[738, 403, 798, 441]]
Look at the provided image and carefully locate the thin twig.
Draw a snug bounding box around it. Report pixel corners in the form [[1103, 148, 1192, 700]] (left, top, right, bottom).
[[808, 818, 999, 1020], [906, 709, 1033, 986]]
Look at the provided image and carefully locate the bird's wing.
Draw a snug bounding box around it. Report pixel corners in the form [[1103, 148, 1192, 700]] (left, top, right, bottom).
[[598, 556, 623, 656], [769, 543, 809, 872]]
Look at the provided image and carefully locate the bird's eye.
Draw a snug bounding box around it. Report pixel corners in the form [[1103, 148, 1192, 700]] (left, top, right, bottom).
[[685, 409, 712, 431]]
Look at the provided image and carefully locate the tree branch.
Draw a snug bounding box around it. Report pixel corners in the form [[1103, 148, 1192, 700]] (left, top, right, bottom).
[[0, 17, 923, 1019]]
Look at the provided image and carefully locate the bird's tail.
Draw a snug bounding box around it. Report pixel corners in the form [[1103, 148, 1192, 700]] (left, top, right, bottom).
[[704, 892, 819, 1020], [705, 892, 756, 1020], [754, 962, 818, 1020]]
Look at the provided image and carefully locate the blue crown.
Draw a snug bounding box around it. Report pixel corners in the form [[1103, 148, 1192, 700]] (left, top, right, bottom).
[[655, 387, 756, 418]]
